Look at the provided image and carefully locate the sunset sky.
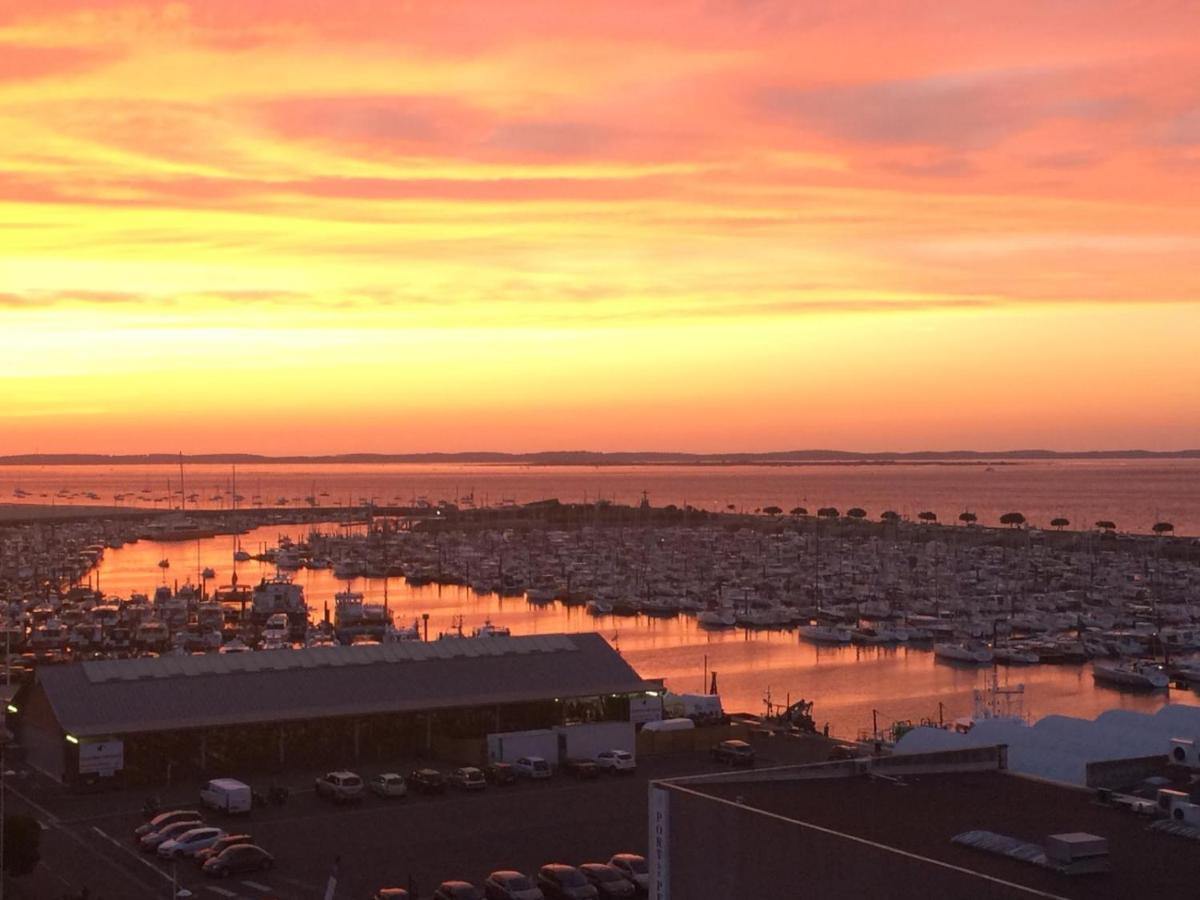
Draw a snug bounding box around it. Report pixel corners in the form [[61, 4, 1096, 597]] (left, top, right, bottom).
[[2, 1, 1198, 454]]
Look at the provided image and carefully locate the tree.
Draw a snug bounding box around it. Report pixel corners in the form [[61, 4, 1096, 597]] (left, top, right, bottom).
[[763, 505, 783, 516], [846, 508, 867, 520], [1050, 517, 1070, 531], [1152, 521, 1175, 536], [1094, 520, 1116, 532], [958, 511, 977, 526], [999, 512, 1026, 528], [880, 510, 900, 522], [918, 511, 937, 523], [3, 814, 41, 878], [817, 507, 839, 519], [789, 506, 808, 517]]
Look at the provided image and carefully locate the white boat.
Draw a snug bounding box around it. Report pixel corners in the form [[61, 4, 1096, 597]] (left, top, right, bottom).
[[934, 641, 994, 664], [586, 599, 613, 616], [697, 609, 736, 629], [1092, 660, 1169, 690], [473, 620, 511, 638], [799, 624, 852, 644], [993, 646, 1039, 665], [851, 624, 907, 644]]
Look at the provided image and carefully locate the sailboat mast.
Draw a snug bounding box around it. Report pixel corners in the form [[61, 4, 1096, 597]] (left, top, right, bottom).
[[179, 452, 186, 510]]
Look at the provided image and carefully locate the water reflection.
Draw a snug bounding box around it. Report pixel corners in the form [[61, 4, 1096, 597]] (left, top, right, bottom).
[[92, 521, 1199, 739]]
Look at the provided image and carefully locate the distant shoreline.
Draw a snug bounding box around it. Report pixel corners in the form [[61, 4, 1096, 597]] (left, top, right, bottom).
[[1, 450, 1198, 467]]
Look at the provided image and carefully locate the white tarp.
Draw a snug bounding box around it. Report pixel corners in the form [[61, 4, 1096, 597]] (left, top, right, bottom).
[[894, 703, 1200, 786]]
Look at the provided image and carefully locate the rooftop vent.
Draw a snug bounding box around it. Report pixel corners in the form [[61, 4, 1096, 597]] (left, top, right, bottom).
[[952, 830, 1110, 875]]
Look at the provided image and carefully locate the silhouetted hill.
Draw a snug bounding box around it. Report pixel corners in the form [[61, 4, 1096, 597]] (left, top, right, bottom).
[[1, 449, 1198, 466]]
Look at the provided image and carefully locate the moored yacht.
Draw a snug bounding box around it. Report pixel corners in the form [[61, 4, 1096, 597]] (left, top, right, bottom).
[[798, 624, 852, 644], [934, 640, 994, 664], [1092, 659, 1169, 690]]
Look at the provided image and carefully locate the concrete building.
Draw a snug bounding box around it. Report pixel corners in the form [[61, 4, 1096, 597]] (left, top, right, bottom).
[[12, 632, 658, 786], [649, 746, 1200, 899]]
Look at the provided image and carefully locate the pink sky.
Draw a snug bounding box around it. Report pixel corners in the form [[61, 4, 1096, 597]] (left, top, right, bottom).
[[1, 1, 1198, 453]]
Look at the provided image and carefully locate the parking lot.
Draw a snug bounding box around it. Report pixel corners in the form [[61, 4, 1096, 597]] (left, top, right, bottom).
[[6, 732, 833, 898]]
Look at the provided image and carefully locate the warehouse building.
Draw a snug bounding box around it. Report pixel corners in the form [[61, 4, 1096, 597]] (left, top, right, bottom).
[[648, 746, 1200, 899], [13, 632, 659, 786]]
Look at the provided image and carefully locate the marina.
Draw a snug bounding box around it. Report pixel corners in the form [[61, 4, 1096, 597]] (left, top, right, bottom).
[[3, 487, 1198, 739]]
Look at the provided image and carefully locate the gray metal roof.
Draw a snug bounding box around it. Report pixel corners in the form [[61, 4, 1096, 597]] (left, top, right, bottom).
[[33, 633, 656, 737]]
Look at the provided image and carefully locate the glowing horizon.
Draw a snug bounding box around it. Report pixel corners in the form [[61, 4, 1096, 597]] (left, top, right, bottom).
[[2, 2, 1198, 454]]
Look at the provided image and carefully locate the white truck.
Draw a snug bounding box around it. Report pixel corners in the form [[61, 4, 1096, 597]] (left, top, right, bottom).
[[662, 692, 724, 725], [199, 778, 253, 814]]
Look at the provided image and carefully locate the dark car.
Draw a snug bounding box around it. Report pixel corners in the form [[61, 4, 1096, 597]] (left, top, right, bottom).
[[537, 864, 599, 900], [372, 891, 410, 900], [710, 739, 755, 766], [201, 844, 274, 878], [484, 762, 517, 785], [484, 869, 545, 900], [449, 766, 487, 791], [194, 833, 253, 866], [607, 855, 648, 896], [433, 881, 483, 900], [563, 759, 600, 780], [407, 768, 448, 795], [579, 864, 635, 898]]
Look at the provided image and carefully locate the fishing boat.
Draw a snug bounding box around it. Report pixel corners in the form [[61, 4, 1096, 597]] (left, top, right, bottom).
[[1092, 659, 1169, 690], [473, 620, 511, 638]]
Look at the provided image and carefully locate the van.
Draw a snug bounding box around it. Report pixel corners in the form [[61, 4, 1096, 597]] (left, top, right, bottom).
[[200, 778, 252, 814]]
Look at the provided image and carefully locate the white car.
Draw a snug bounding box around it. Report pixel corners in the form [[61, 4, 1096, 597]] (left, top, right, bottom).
[[512, 756, 552, 779], [157, 825, 225, 859], [140, 818, 203, 852], [595, 749, 636, 773], [368, 772, 408, 798]]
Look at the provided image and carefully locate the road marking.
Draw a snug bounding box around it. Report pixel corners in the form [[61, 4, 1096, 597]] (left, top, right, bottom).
[[241, 880, 272, 891], [90, 825, 173, 881], [206, 887, 239, 897]]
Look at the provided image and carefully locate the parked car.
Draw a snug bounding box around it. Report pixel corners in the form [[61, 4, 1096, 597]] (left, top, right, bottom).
[[594, 750, 636, 774], [484, 869, 545, 900], [484, 762, 517, 785], [158, 826, 225, 860], [537, 864, 599, 899], [194, 833, 253, 866], [450, 766, 487, 791], [579, 864, 635, 898], [710, 739, 755, 766], [199, 778, 252, 814], [201, 843, 274, 878], [407, 768, 448, 795], [563, 759, 600, 780], [314, 770, 364, 803], [607, 855, 648, 895], [134, 809, 201, 840], [433, 881, 484, 900], [513, 756, 552, 780], [369, 772, 408, 798], [140, 818, 204, 853]]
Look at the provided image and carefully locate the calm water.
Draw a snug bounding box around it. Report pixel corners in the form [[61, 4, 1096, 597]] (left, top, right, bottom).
[[90, 522, 1200, 741], [3, 459, 1199, 535]]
